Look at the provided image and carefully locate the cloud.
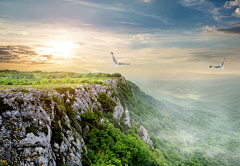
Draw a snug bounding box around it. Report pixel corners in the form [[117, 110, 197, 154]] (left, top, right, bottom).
[[93, 34, 149, 46], [214, 7, 222, 11], [201, 25, 240, 35], [217, 26, 240, 34], [201, 25, 217, 33], [186, 49, 240, 63], [230, 22, 240, 26], [0, 22, 29, 35], [187, 52, 219, 61], [118, 22, 143, 26], [224, 0, 240, 9], [196, 23, 203, 25], [64, 0, 167, 23], [18, 31, 28, 35], [224, 0, 240, 17], [64, 0, 125, 12], [136, 12, 167, 23], [179, 0, 221, 21], [232, 8, 240, 17], [0, 45, 37, 56], [83, 24, 91, 26], [0, 54, 20, 63], [94, 36, 130, 45], [143, 0, 151, 3], [75, 42, 86, 46], [0, 49, 10, 55], [33, 44, 53, 48], [0, 44, 86, 65], [28, 61, 52, 65], [0, 45, 46, 64], [41, 54, 53, 60]]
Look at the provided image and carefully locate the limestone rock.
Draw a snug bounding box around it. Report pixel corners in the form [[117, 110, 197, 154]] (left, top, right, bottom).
[[0, 77, 139, 166], [113, 105, 124, 120], [123, 107, 131, 128], [138, 125, 154, 149]]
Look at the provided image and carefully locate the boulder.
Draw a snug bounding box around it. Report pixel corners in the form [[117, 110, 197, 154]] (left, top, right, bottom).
[[138, 125, 154, 149], [113, 105, 124, 120], [123, 107, 131, 128]]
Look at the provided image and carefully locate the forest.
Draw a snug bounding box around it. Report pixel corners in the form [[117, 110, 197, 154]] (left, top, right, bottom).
[[128, 81, 240, 166]]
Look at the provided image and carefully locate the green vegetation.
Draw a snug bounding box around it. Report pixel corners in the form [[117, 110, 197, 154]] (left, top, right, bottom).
[[79, 107, 166, 166], [0, 160, 8, 166], [41, 96, 52, 108], [128, 80, 240, 166], [26, 125, 39, 136], [51, 117, 63, 145], [54, 87, 75, 95], [40, 127, 48, 135], [26, 125, 48, 137], [116, 81, 185, 165], [87, 122, 165, 166], [0, 70, 121, 85], [117, 80, 176, 133], [21, 89, 29, 93], [51, 97, 66, 145], [97, 92, 116, 112]]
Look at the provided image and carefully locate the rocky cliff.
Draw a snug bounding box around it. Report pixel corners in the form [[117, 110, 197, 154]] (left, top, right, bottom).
[[0, 77, 154, 166]]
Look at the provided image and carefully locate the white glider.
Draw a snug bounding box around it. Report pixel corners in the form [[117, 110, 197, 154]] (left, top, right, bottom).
[[210, 58, 226, 70], [111, 52, 130, 67]]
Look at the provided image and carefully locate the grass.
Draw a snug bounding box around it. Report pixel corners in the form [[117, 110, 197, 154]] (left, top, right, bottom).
[[0, 81, 108, 93]]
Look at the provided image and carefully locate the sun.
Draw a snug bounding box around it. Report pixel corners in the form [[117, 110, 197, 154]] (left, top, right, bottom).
[[43, 41, 77, 58]]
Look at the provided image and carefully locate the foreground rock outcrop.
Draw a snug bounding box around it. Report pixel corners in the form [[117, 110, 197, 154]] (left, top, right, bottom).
[[0, 78, 154, 165]]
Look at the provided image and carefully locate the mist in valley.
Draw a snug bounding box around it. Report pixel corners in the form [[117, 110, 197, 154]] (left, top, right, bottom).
[[136, 74, 240, 164]]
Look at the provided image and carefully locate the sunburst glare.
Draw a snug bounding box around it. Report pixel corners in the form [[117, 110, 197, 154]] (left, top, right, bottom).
[[42, 41, 78, 58]]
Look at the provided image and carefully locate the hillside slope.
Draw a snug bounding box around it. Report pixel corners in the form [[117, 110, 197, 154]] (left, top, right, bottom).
[[129, 81, 240, 166]]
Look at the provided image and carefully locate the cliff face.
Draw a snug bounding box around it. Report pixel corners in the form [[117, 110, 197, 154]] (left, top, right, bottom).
[[0, 78, 154, 166]]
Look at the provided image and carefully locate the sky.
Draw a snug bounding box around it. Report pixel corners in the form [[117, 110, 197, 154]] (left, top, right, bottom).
[[0, 0, 240, 82]]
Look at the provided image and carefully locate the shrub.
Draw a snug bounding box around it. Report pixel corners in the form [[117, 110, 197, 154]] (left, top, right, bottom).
[[42, 97, 51, 108], [97, 92, 116, 113], [54, 87, 75, 95], [51, 120, 63, 145], [106, 112, 113, 119]]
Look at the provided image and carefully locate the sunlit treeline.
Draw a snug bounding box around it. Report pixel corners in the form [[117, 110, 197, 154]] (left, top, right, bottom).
[[0, 70, 122, 85]]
